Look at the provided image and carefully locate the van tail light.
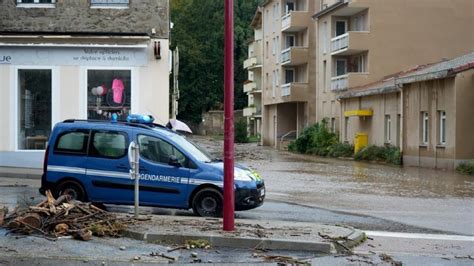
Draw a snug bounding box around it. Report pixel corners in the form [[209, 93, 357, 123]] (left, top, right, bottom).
[[43, 145, 50, 175]]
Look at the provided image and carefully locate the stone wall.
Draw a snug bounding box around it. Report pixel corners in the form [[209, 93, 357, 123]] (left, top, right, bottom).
[[0, 0, 169, 38]]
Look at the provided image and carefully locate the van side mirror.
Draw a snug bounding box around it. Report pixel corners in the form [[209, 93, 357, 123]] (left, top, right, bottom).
[[168, 155, 181, 167]]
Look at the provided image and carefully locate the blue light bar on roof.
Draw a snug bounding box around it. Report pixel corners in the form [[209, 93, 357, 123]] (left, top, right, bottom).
[[126, 114, 155, 124]]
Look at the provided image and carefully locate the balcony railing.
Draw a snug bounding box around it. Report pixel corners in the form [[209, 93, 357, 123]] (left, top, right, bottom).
[[331, 33, 349, 53], [281, 46, 309, 66], [281, 11, 309, 32], [331, 31, 369, 55], [243, 57, 257, 69], [243, 82, 257, 93], [331, 75, 348, 91], [243, 106, 257, 117], [282, 13, 291, 30], [281, 48, 291, 63], [281, 83, 291, 96], [331, 72, 369, 91]]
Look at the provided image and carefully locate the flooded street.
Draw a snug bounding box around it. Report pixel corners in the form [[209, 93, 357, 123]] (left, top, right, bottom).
[[193, 136, 474, 235]]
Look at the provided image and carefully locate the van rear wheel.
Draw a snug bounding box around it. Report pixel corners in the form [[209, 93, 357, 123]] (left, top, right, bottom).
[[192, 188, 223, 217], [56, 180, 86, 202]]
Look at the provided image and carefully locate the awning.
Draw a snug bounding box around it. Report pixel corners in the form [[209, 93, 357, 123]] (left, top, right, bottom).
[[344, 109, 373, 117]]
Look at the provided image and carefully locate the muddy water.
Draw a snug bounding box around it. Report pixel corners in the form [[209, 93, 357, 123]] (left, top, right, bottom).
[[191, 136, 474, 235]]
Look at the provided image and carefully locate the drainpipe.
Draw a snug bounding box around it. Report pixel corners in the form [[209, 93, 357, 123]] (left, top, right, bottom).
[[399, 88, 403, 153]]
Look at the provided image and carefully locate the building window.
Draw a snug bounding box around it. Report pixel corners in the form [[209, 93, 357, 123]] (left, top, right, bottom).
[[323, 60, 327, 92], [344, 117, 349, 142], [285, 0, 295, 14], [335, 59, 347, 76], [335, 20, 348, 37], [331, 117, 336, 133], [276, 36, 280, 64], [439, 111, 446, 145], [284, 68, 295, 84], [352, 55, 365, 73], [17, 0, 55, 8], [322, 21, 328, 54], [87, 69, 131, 121], [384, 115, 391, 143], [285, 34, 295, 49], [276, 69, 280, 86], [266, 41, 269, 59], [353, 13, 367, 31], [272, 71, 276, 97], [18, 69, 52, 150], [421, 112, 429, 145], [90, 0, 129, 8]]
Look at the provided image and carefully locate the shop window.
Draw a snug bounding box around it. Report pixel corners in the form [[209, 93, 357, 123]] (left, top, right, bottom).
[[87, 69, 131, 121], [18, 69, 52, 150], [89, 131, 127, 158]]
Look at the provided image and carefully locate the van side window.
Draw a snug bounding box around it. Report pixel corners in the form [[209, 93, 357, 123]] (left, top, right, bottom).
[[138, 135, 188, 167], [54, 130, 89, 155], [89, 131, 127, 159]]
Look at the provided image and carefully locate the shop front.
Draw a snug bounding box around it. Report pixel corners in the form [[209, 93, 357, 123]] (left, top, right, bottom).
[[0, 39, 169, 168]]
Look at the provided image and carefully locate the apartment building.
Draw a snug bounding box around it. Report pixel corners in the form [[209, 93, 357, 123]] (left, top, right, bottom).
[[243, 7, 263, 138], [0, 0, 170, 168], [338, 53, 474, 170], [260, 0, 318, 148], [313, 0, 474, 140]]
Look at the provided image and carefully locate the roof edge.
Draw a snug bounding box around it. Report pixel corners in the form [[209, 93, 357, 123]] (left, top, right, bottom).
[[312, 0, 347, 19]]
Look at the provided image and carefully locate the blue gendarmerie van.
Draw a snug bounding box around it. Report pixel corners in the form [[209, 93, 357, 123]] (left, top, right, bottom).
[[39, 115, 265, 217]]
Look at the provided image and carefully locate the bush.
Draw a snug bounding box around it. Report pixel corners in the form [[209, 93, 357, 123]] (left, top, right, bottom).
[[355, 145, 401, 165], [288, 119, 338, 156], [328, 143, 354, 158], [234, 119, 249, 143], [456, 160, 474, 175]]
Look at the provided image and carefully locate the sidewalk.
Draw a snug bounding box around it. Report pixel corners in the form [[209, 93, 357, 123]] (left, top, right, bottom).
[[0, 167, 41, 179], [122, 214, 366, 254]]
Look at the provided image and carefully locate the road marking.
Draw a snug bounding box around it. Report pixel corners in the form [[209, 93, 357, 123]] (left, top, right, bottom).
[[365, 231, 474, 242]]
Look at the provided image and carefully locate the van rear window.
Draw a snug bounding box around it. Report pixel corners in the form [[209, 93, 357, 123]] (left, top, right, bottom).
[[54, 131, 89, 155]]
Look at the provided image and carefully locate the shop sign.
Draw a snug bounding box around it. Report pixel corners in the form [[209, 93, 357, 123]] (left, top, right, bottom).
[[0, 55, 12, 64], [0, 47, 147, 66]]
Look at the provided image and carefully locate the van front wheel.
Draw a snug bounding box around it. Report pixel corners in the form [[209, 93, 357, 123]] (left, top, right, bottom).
[[56, 180, 86, 202], [192, 188, 223, 217]]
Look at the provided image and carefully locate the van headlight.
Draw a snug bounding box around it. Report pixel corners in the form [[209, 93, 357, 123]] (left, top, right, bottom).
[[234, 168, 254, 181]]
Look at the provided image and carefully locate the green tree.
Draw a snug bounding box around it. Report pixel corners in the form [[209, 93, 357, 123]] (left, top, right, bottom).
[[171, 0, 260, 124]]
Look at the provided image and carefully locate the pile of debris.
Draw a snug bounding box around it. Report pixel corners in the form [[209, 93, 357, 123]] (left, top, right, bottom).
[[0, 190, 132, 241]]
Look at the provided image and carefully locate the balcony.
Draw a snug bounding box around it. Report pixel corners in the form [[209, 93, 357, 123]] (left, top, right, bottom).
[[281, 47, 309, 66], [243, 82, 257, 93], [331, 72, 369, 91], [331, 31, 369, 55], [280, 82, 309, 102], [281, 11, 309, 32], [243, 106, 257, 117]]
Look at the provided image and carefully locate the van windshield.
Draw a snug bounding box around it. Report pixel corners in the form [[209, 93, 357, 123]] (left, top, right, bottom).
[[167, 134, 213, 162]]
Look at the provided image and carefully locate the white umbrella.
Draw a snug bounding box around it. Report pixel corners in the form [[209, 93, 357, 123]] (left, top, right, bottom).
[[167, 119, 193, 133]]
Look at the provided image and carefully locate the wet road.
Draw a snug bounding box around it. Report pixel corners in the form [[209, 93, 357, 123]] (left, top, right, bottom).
[[194, 136, 474, 236]]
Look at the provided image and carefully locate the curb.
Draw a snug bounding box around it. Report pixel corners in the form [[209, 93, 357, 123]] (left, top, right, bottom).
[[123, 230, 337, 254], [344, 229, 367, 248]]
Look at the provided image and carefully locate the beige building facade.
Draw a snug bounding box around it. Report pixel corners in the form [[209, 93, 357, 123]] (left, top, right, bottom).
[[260, 0, 318, 148], [314, 0, 474, 138], [339, 53, 474, 170], [0, 0, 170, 168], [243, 7, 263, 138]]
